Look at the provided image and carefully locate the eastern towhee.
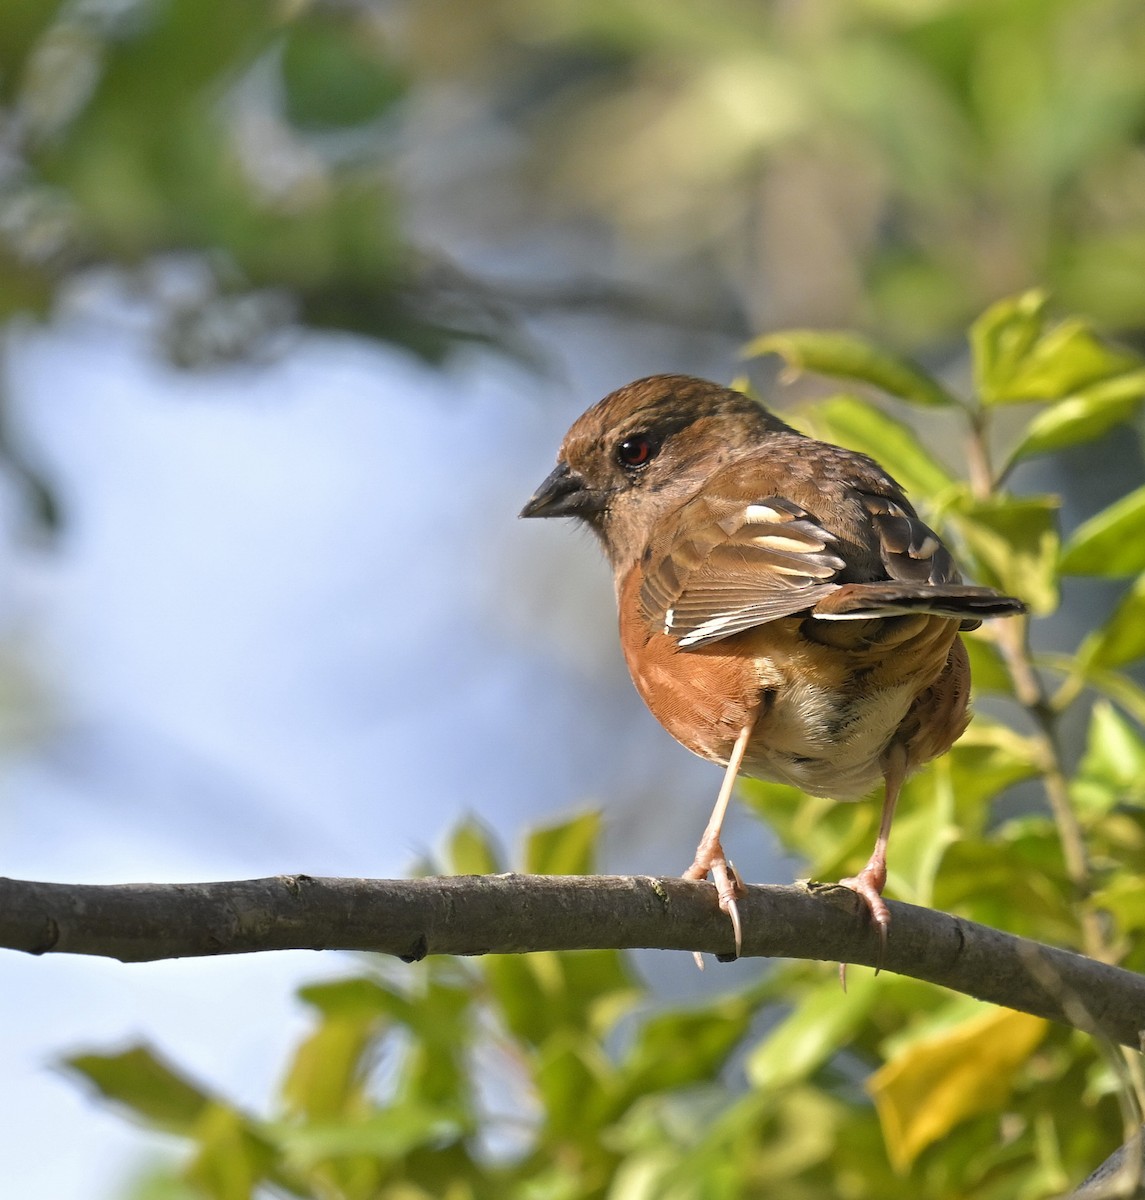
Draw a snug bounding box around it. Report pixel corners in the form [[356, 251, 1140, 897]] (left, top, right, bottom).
[[521, 375, 1024, 959]]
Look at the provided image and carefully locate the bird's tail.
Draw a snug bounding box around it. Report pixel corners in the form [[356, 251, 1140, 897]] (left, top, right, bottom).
[[811, 583, 1026, 630]]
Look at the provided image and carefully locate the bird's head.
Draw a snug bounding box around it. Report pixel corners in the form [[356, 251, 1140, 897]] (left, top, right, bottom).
[[520, 374, 794, 570]]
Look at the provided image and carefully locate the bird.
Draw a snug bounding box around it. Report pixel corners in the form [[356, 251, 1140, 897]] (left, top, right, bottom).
[[520, 374, 1025, 961]]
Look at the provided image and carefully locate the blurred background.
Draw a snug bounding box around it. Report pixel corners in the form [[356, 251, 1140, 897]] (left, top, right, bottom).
[[1, 0, 1144, 1194]]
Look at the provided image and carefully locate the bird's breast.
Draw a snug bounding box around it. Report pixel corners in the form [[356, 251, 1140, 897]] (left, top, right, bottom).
[[617, 573, 961, 801]]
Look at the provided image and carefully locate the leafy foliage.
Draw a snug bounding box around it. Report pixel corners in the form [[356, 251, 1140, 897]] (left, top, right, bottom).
[[65, 294, 1145, 1196], [0, 0, 492, 362], [398, 0, 1145, 342]]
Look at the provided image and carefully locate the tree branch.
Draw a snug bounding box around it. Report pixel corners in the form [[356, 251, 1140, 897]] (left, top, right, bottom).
[[1, 872, 1142, 1049]]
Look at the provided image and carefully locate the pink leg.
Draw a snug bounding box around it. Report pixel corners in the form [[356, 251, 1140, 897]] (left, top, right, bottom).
[[839, 743, 907, 968], [684, 718, 755, 962]]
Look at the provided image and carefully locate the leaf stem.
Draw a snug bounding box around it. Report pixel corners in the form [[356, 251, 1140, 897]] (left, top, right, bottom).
[[966, 409, 996, 500], [966, 417, 1107, 961]]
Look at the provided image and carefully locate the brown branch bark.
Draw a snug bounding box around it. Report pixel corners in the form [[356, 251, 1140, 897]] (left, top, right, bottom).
[[1, 872, 1143, 1050]]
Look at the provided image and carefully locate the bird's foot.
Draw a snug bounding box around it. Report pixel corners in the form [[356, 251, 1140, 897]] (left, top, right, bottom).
[[683, 829, 745, 965], [838, 861, 890, 975]]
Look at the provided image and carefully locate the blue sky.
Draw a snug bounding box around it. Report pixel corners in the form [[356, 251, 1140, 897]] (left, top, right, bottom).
[[0, 287, 774, 1197]]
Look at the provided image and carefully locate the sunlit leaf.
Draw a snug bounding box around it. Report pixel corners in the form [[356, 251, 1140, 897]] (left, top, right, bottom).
[[935, 827, 1077, 943], [1071, 700, 1145, 815], [396, 975, 474, 1106], [297, 977, 396, 1019], [1004, 371, 1145, 464], [747, 974, 879, 1090], [1075, 663, 1145, 727], [943, 720, 1042, 821], [970, 291, 1050, 404], [1090, 877, 1145, 940], [483, 948, 636, 1049], [1060, 483, 1145, 577], [482, 955, 550, 1047], [962, 633, 1014, 695], [948, 492, 1060, 613], [740, 776, 867, 879], [124, 1172, 203, 1200], [971, 291, 1140, 405], [63, 1045, 215, 1134], [747, 329, 958, 406], [1078, 573, 1145, 669], [619, 997, 754, 1101], [187, 1104, 278, 1200], [526, 810, 601, 875], [277, 1106, 465, 1165], [280, 1007, 382, 1121], [447, 816, 503, 875], [868, 1008, 1048, 1171], [802, 394, 954, 499], [535, 1032, 613, 1139]]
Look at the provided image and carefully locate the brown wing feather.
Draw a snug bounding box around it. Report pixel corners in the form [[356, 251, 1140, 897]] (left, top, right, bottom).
[[638, 465, 1024, 650], [640, 493, 846, 647]]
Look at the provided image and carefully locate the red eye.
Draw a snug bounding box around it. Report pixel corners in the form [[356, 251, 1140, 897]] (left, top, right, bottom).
[[617, 435, 656, 469]]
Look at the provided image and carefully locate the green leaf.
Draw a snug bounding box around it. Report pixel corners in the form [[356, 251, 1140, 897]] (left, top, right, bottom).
[[446, 816, 503, 875], [62, 1045, 214, 1134], [1004, 370, 1145, 464], [935, 828, 1076, 942], [943, 720, 1042, 823], [482, 955, 550, 1047], [970, 291, 1050, 405], [1079, 573, 1145, 669], [526, 810, 601, 875], [961, 633, 1013, 696], [618, 997, 754, 1101], [971, 290, 1141, 405], [1075, 663, 1145, 727], [1090, 876, 1145, 939], [281, 10, 407, 130], [286, 973, 473, 1118], [1071, 699, 1145, 814], [738, 778, 858, 878], [746, 329, 958, 407], [802, 394, 954, 499], [187, 1104, 278, 1200], [535, 1032, 613, 1139], [948, 492, 1060, 614], [276, 1105, 465, 1165], [746, 974, 880, 1090], [869, 1009, 1047, 1172], [482, 949, 636, 1048], [1060, 483, 1145, 577], [297, 976, 397, 1019], [395, 975, 474, 1107], [280, 1006, 383, 1121]]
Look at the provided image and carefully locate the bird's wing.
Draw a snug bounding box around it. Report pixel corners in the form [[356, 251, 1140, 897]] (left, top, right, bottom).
[[639, 492, 847, 648], [639, 476, 992, 649]]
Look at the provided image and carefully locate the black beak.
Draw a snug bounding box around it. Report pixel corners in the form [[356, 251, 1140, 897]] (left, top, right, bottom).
[[519, 461, 598, 519]]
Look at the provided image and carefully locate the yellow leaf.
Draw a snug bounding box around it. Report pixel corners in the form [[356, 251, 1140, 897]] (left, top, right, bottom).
[[868, 1008, 1048, 1172]]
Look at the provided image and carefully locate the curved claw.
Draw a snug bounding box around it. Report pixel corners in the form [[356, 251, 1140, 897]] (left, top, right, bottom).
[[838, 865, 891, 975], [684, 838, 745, 964], [713, 862, 743, 958]]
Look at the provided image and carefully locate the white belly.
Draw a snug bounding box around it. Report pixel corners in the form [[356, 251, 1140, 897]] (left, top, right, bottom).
[[740, 675, 918, 801]]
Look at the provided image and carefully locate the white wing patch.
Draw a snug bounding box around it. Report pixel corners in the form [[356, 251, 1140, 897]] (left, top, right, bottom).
[[750, 533, 822, 553], [678, 614, 743, 648], [743, 503, 787, 523], [641, 493, 849, 648]]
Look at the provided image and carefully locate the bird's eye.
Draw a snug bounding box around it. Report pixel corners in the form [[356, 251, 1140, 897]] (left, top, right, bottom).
[[616, 434, 657, 470]]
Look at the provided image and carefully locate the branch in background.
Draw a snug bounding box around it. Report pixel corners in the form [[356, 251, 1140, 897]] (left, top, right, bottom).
[[1, 872, 1142, 1050]]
